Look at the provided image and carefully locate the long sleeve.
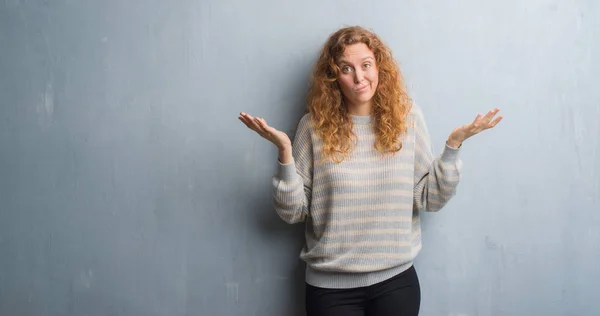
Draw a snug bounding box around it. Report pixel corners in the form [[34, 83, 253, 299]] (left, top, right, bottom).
[[413, 106, 462, 212], [272, 114, 313, 224]]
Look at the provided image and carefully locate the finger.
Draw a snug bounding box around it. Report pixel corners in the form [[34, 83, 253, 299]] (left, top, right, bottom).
[[254, 117, 273, 136], [238, 115, 252, 127], [240, 117, 258, 131], [257, 118, 272, 132], [469, 114, 483, 131], [249, 117, 263, 129], [254, 117, 266, 128], [239, 112, 254, 124], [481, 108, 500, 125], [488, 116, 503, 128], [240, 113, 265, 134], [482, 109, 501, 128]]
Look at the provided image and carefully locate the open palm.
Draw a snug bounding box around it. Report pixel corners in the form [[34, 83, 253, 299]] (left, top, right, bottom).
[[448, 108, 503, 146], [238, 112, 292, 150]]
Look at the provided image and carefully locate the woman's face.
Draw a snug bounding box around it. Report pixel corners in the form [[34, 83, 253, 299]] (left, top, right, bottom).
[[336, 43, 379, 114]]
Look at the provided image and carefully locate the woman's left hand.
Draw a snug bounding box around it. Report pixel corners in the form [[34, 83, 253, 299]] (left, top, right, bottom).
[[446, 108, 503, 148]]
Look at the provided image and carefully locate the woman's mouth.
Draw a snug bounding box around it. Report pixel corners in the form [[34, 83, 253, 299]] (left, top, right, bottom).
[[355, 85, 369, 93]]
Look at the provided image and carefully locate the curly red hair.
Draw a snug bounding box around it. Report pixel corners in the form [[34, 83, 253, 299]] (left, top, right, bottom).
[[306, 26, 413, 163]]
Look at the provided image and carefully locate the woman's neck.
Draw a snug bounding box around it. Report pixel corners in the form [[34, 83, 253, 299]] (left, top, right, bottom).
[[345, 101, 373, 116]]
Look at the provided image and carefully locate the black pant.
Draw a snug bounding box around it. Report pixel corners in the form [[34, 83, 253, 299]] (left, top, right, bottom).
[[305, 265, 421, 316]]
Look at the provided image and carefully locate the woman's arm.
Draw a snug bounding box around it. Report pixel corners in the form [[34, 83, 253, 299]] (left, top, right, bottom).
[[271, 115, 313, 224], [239, 112, 312, 223], [413, 106, 462, 212], [413, 106, 502, 212]]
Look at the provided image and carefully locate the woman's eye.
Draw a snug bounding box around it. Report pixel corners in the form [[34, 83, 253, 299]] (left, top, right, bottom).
[[342, 66, 352, 73], [364, 63, 371, 68]]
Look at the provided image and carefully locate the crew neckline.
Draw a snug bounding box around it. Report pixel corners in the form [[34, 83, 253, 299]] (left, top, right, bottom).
[[350, 114, 372, 124]]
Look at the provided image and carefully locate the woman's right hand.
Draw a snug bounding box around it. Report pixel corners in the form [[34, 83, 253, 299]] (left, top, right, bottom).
[[238, 112, 292, 152]]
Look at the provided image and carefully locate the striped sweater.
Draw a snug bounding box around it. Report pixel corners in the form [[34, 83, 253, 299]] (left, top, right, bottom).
[[272, 104, 462, 289]]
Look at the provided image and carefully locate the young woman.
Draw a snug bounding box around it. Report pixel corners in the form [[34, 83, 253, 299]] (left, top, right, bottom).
[[239, 26, 502, 316]]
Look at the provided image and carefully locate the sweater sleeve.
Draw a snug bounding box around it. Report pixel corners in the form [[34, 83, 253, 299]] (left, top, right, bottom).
[[413, 106, 462, 212], [271, 114, 313, 224]]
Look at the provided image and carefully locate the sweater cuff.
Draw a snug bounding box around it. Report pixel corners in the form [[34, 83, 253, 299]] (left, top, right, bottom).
[[277, 159, 298, 182], [440, 143, 461, 163]]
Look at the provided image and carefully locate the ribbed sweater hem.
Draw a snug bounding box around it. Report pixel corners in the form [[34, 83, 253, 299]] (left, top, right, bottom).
[[304, 261, 414, 289]]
